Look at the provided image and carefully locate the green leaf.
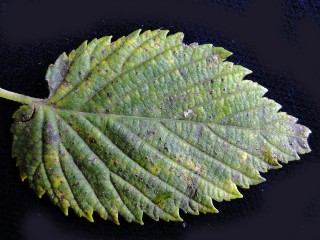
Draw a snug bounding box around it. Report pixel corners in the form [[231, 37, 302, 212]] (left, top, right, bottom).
[[1, 29, 311, 224]]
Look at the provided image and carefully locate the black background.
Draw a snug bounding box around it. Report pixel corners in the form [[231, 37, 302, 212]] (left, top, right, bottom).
[[0, 0, 319, 239]]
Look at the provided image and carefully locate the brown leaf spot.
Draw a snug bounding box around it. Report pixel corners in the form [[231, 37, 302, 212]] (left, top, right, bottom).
[[145, 129, 156, 137], [260, 147, 279, 166], [113, 159, 119, 167], [163, 143, 169, 152]]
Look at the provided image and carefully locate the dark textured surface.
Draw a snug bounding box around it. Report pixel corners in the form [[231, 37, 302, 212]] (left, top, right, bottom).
[[0, 0, 319, 239]]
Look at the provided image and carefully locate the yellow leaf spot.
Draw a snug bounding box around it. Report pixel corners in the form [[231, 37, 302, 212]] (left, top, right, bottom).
[[150, 165, 161, 175], [52, 177, 64, 188], [261, 147, 279, 166], [185, 159, 205, 175], [168, 58, 175, 65], [224, 179, 238, 195], [157, 199, 165, 208], [240, 152, 248, 163]]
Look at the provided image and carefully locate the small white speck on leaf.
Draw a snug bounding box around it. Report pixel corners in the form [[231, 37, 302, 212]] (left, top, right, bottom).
[[184, 109, 193, 117], [88, 156, 97, 164]]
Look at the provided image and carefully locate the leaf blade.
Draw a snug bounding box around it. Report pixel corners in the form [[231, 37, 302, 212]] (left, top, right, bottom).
[[11, 29, 311, 224]]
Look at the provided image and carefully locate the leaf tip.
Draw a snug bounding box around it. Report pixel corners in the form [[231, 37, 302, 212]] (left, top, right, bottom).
[[112, 214, 120, 225], [135, 217, 144, 225], [214, 207, 220, 214], [37, 191, 45, 199], [175, 31, 184, 43], [20, 172, 27, 182], [243, 67, 253, 76], [130, 29, 142, 38], [62, 207, 69, 216], [232, 185, 243, 199], [213, 47, 233, 60], [175, 210, 184, 222], [85, 209, 94, 222]]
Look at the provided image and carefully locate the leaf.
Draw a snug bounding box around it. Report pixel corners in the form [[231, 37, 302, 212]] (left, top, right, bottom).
[[1, 29, 311, 224]]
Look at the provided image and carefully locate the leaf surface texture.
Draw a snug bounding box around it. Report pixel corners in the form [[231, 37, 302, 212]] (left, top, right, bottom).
[[11, 29, 311, 224]]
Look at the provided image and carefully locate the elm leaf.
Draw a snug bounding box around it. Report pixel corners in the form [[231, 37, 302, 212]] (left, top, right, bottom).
[[0, 29, 311, 224]]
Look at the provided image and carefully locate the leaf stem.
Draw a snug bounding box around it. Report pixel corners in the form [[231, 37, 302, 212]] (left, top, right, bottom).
[[0, 87, 42, 104]]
